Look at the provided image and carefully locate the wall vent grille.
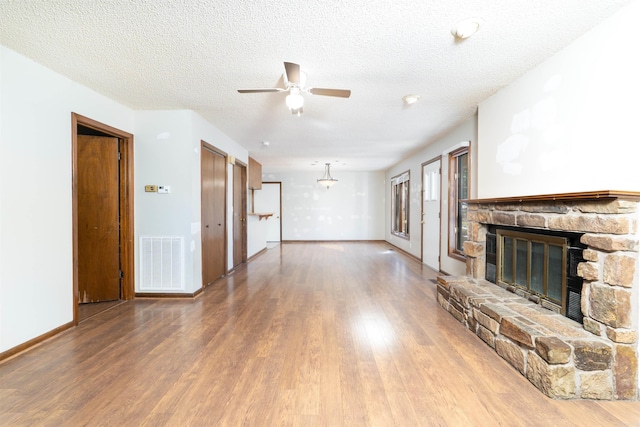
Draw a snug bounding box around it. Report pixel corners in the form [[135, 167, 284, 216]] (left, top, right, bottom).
[[140, 237, 184, 290]]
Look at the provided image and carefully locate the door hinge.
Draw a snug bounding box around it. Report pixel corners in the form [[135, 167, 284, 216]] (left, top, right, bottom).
[[119, 270, 124, 279], [118, 151, 122, 161]]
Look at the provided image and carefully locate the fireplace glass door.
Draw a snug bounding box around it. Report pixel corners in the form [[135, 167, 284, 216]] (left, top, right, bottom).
[[497, 229, 568, 313]]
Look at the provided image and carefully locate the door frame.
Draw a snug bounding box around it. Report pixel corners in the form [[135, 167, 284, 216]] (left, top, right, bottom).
[[421, 155, 442, 271], [232, 159, 248, 267], [72, 113, 135, 325]]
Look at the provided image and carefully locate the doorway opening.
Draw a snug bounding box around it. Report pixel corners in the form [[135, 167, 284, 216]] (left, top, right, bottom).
[[72, 113, 134, 323]]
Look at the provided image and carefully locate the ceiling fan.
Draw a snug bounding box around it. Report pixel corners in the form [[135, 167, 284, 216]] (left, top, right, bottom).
[[237, 62, 351, 115]]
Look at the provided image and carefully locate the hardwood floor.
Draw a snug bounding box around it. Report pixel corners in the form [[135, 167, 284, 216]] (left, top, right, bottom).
[[78, 300, 125, 322], [1, 242, 639, 426]]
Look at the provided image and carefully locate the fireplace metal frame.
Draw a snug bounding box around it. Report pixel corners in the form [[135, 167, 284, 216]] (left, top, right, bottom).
[[496, 228, 568, 314], [485, 225, 586, 323]]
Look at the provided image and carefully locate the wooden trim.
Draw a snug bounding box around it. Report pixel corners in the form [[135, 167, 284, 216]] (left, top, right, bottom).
[[0, 321, 74, 363], [135, 289, 203, 299], [391, 170, 411, 238], [465, 190, 640, 204], [239, 161, 248, 263], [248, 247, 268, 261], [384, 242, 422, 263], [421, 155, 443, 167], [72, 113, 135, 327], [448, 147, 468, 262], [231, 161, 247, 266]]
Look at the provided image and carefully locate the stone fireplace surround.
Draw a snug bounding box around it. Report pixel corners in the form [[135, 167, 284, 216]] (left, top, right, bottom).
[[436, 191, 639, 400]]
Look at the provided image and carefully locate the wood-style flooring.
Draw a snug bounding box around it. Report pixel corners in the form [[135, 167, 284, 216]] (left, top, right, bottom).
[[1, 242, 639, 426], [78, 300, 125, 323]]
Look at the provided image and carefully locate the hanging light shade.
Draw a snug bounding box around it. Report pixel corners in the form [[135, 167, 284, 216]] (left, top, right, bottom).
[[286, 87, 304, 111], [317, 163, 338, 188]]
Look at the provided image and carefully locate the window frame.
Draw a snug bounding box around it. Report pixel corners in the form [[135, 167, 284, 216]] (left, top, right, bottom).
[[391, 170, 410, 239], [448, 147, 469, 260]]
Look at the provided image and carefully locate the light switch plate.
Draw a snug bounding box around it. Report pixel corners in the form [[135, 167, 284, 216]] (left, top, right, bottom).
[[158, 185, 171, 194]]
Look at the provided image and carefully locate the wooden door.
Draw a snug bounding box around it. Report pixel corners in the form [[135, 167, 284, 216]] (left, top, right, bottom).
[[77, 135, 121, 302], [201, 145, 226, 287], [232, 163, 246, 268]]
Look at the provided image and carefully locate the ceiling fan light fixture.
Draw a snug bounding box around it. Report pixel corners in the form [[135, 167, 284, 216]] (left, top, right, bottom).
[[238, 62, 350, 114], [451, 17, 483, 39], [317, 163, 338, 189], [286, 88, 304, 110]]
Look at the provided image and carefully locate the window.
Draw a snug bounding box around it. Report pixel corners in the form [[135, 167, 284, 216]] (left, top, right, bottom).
[[448, 147, 469, 259], [391, 171, 410, 238]]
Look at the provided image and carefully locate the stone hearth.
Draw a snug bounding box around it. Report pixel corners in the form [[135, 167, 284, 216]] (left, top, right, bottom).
[[439, 191, 639, 400]]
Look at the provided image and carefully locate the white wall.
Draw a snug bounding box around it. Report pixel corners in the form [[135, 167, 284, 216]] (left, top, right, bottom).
[[134, 110, 198, 293], [0, 46, 252, 352], [385, 116, 477, 275], [262, 170, 385, 241], [247, 215, 267, 258], [134, 110, 249, 293], [478, 1, 640, 199], [0, 46, 134, 352]]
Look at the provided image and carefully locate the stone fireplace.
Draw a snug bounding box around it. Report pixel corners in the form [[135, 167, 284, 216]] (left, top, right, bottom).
[[437, 191, 639, 400]]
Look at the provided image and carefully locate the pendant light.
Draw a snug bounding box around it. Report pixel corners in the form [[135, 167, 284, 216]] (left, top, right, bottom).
[[317, 163, 338, 188]]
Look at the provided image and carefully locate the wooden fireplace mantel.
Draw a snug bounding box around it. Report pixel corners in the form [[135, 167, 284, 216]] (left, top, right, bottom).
[[465, 190, 640, 205]]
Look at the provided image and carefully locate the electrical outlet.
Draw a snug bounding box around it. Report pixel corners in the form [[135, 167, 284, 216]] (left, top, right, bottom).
[[145, 185, 158, 192]]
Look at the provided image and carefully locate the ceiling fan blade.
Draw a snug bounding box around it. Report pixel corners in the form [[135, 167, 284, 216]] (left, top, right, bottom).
[[284, 62, 301, 86], [308, 88, 351, 98], [238, 88, 286, 93]]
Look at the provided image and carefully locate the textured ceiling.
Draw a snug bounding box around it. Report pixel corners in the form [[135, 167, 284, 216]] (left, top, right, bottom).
[[0, 0, 633, 172]]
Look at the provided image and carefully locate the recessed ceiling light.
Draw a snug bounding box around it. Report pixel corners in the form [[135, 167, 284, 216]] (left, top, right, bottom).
[[261, 140, 270, 146], [402, 94, 421, 105], [451, 17, 483, 39]]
